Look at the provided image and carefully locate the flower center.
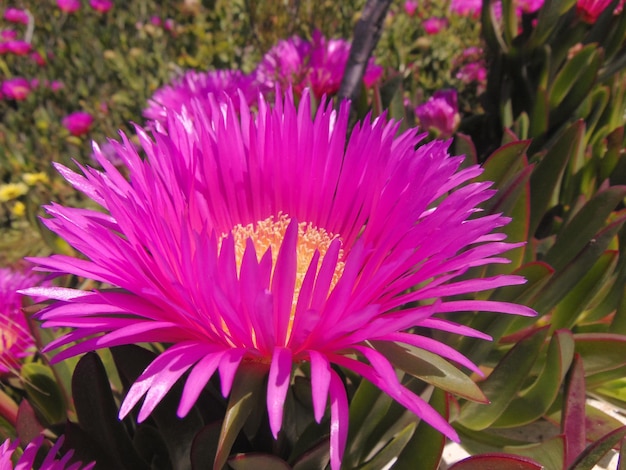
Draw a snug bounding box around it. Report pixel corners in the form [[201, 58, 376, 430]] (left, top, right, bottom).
[[222, 213, 345, 341]]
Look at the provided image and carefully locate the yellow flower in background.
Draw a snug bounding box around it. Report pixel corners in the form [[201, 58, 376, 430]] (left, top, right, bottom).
[[22, 172, 49, 186], [11, 201, 26, 217], [0, 183, 28, 202]]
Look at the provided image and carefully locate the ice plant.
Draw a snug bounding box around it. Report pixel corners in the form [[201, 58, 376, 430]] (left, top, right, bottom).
[[26, 90, 534, 469], [416, 89, 461, 138], [89, 0, 112, 13], [1, 78, 30, 101], [0, 435, 95, 469], [57, 0, 81, 13], [3, 8, 29, 25], [575, 0, 620, 22], [404, 0, 419, 16], [0, 267, 41, 374], [423, 17, 449, 35], [144, 69, 258, 124], [62, 111, 94, 136], [256, 31, 383, 99]]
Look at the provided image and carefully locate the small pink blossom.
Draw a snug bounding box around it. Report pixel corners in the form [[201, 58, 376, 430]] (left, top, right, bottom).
[[518, 0, 545, 13], [3, 8, 29, 25], [3, 40, 30, 56], [1, 77, 30, 101], [0, 30, 17, 40], [576, 0, 620, 22], [62, 111, 94, 136], [423, 17, 448, 35], [89, 0, 113, 13], [449, 0, 482, 17], [415, 89, 461, 138], [56, 0, 81, 13], [150, 15, 162, 26], [30, 50, 46, 66], [163, 18, 175, 31], [404, 0, 418, 16], [50, 80, 64, 92]]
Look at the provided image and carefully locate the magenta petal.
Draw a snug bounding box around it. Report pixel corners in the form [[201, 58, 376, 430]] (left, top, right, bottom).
[[218, 349, 246, 397], [328, 369, 349, 470], [308, 350, 331, 423], [267, 347, 293, 438], [178, 351, 227, 417]]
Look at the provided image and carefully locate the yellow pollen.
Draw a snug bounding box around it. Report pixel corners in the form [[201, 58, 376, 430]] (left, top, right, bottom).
[[220, 213, 345, 343]]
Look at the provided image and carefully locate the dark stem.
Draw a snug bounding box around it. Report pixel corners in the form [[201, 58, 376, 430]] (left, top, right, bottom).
[[337, 0, 392, 107]]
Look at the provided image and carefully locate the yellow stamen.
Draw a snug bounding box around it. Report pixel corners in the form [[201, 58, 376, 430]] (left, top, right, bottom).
[[220, 213, 345, 343]]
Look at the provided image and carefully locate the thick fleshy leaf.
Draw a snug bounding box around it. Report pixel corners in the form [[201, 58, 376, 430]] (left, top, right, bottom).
[[191, 422, 221, 470], [563, 354, 586, 467], [569, 426, 626, 470], [479, 140, 531, 186], [214, 362, 268, 470], [543, 186, 626, 271], [372, 341, 487, 403], [574, 333, 626, 375], [448, 453, 543, 470], [292, 439, 330, 470], [458, 327, 548, 430], [227, 453, 292, 470], [16, 400, 43, 446], [21, 362, 67, 425], [394, 388, 448, 470], [529, 120, 583, 236], [358, 422, 416, 470], [505, 436, 566, 470], [492, 329, 574, 428]]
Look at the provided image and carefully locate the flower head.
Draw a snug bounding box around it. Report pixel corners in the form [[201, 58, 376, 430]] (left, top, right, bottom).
[[404, 0, 419, 16], [576, 0, 621, 22], [1, 77, 30, 101], [450, 0, 482, 17], [27, 90, 534, 469], [416, 89, 461, 138], [3, 8, 29, 25], [0, 435, 95, 469], [62, 111, 94, 136], [2, 40, 31, 55], [57, 0, 82, 13], [144, 69, 258, 124], [0, 267, 42, 373], [256, 31, 382, 99], [89, 0, 112, 13], [423, 17, 449, 34]]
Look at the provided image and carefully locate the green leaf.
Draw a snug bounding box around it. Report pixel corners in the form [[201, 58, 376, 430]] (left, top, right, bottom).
[[479, 141, 531, 187], [16, 400, 43, 445], [21, 362, 67, 425], [452, 133, 478, 168], [458, 328, 549, 430], [574, 333, 626, 375], [372, 341, 486, 403], [72, 352, 149, 470], [358, 422, 416, 470], [448, 453, 543, 470], [529, 87, 549, 138], [214, 363, 268, 470], [394, 389, 448, 470], [491, 329, 574, 428], [504, 436, 566, 470], [549, 45, 600, 108], [227, 453, 291, 470], [569, 426, 626, 470], [550, 251, 619, 330], [528, 0, 577, 48], [563, 354, 587, 467], [529, 121, 583, 236], [544, 186, 626, 271], [292, 439, 329, 470]]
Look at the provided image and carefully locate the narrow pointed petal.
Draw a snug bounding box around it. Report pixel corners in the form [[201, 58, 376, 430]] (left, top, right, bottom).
[[267, 347, 293, 438]]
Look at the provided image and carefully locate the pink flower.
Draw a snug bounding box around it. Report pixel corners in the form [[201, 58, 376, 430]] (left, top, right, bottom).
[[143, 69, 259, 123], [163, 18, 175, 31], [256, 31, 382, 99], [3, 8, 29, 25], [0, 267, 43, 373], [50, 80, 65, 92], [30, 50, 46, 66], [89, 0, 112, 13], [0, 435, 95, 469], [27, 90, 534, 469], [416, 89, 461, 138], [150, 15, 162, 26], [423, 17, 448, 34], [0, 30, 17, 40], [1, 77, 31, 101], [4, 39, 31, 55], [576, 0, 618, 22], [517, 0, 544, 13], [450, 0, 482, 17], [57, 0, 81, 13], [404, 0, 418, 16], [62, 111, 94, 136]]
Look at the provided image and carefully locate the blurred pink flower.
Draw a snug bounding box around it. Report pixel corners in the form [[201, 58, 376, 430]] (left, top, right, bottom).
[[404, 0, 419, 16], [518, 0, 544, 12], [423, 17, 448, 34], [3, 8, 29, 25], [3, 39, 31, 55], [0, 435, 95, 470], [450, 0, 482, 17], [28, 90, 533, 470], [89, 0, 113, 13], [163, 18, 175, 31], [62, 111, 94, 136], [1, 77, 30, 101], [456, 62, 487, 84], [50, 80, 65, 92], [0, 29, 17, 40], [576, 0, 620, 22], [144, 69, 258, 123], [256, 30, 382, 99], [0, 267, 43, 374], [416, 89, 461, 138], [30, 50, 46, 66], [57, 0, 81, 13], [150, 15, 162, 26]]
